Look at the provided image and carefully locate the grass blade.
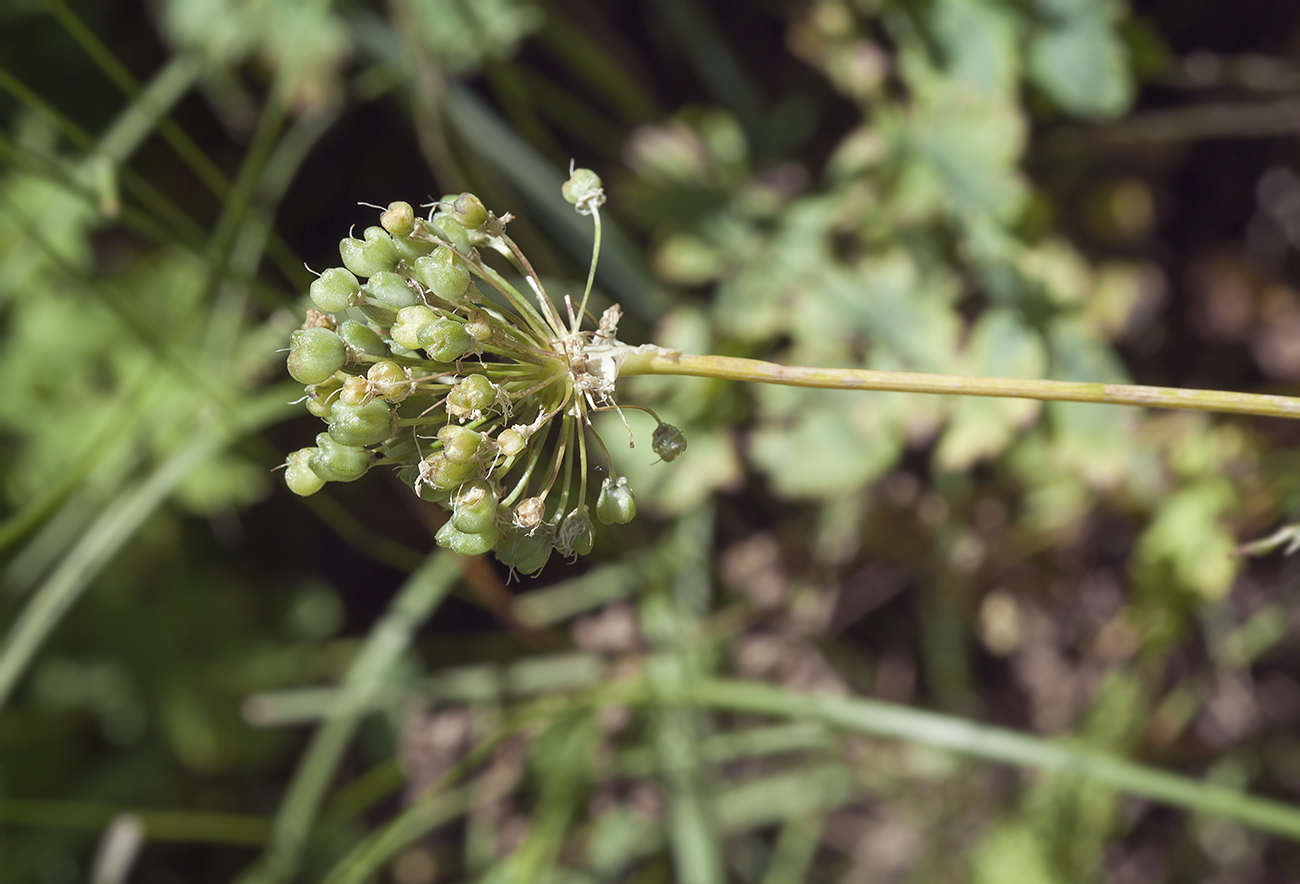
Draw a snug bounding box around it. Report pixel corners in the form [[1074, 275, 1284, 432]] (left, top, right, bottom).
[[0, 390, 293, 712], [685, 678, 1300, 842]]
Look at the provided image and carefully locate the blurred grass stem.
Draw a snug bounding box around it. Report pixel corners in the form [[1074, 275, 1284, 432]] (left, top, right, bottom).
[[239, 553, 459, 884]]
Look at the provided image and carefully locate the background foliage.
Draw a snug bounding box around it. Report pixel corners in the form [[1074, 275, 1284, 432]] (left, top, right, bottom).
[[4, 0, 1300, 881]]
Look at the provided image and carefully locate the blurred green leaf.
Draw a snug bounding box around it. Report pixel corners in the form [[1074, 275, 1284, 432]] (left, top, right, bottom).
[[1028, 4, 1132, 119]]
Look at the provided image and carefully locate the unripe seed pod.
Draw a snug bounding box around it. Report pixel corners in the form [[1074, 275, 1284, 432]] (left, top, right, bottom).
[[596, 477, 636, 525], [391, 305, 439, 351], [339, 226, 400, 277], [338, 320, 387, 359], [562, 168, 604, 207], [328, 399, 394, 447], [310, 432, 371, 482], [452, 481, 498, 534], [414, 247, 471, 301], [652, 423, 688, 462], [418, 452, 479, 490], [338, 374, 372, 407], [448, 374, 495, 415], [464, 309, 494, 342], [285, 448, 326, 497], [438, 424, 483, 463], [367, 361, 413, 400], [558, 506, 595, 556], [362, 270, 420, 311], [288, 327, 347, 385], [425, 318, 473, 363], [429, 214, 472, 254], [380, 201, 416, 237], [305, 376, 343, 419], [495, 428, 526, 457], [450, 192, 488, 229], [496, 525, 553, 574], [309, 267, 361, 312], [392, 232, 436, 264], [436, 519, 501, 557]]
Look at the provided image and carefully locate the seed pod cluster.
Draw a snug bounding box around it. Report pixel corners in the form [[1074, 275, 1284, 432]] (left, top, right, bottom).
[[284, 182, 682, 575]]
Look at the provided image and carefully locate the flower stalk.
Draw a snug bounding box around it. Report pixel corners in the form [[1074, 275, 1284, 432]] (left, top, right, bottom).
[[616, 351, 1300, 421]]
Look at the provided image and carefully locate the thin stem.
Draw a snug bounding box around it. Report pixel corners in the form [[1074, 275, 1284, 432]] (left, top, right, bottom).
[[498, 231, 568, 338], [502, 423, 553, 507], [468, 258, 557, 344], [554, 416, 577, 516], [576, 402, 591, 511], [618, 351, 1300, 421], [574, 204, 601, 334]]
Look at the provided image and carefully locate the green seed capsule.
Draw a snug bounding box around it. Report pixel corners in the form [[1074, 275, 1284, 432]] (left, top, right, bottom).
[[367, 361, 412, 400], [436, 519, 501, 557], [448, 374, 495, 415], [596, 477, 636, 525], [419, 452, 479, 490], [362, 270, 420, 311], [309, 267, 361, 313], [558, 507, 595, 556], [338, 375, 371, 407], [562, 168, 603, 206], [496, 525, 553, 574], [380, 201, 415, 237], [652, 423, 688, 462], [464, 309, 494, 343], [328, 399, 394, 447], [438, 424, 483, 463], [285, 448, 326, 497], [452, 481, 498, 534], [339, 226, 400, 277], [450, 192, 488, 229], [425, 318, 473, 363], [288, 327, 347, 385], [495, 428, 526, 457], [305, 376, 343, 419], [310, 433, 371, 483], [392, 232, 436, 265], [390, 305, 438, 351], [429, 215, 472, 254], [414, 247, 471, 301], [338, 320, 387, 360]]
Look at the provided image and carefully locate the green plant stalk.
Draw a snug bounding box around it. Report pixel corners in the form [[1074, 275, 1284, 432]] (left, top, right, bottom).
[[0, 798, 269, 845], [683, 678, 1300, 841], [322, 790, 470, 884], [618, 351, 1300, 420]]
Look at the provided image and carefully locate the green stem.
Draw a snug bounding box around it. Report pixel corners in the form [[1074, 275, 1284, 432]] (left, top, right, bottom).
[[574, 204, 601, 333], [618, 351, 1300, 421], [682, 678, 1300, 842], [469, 257, 555, 344]]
